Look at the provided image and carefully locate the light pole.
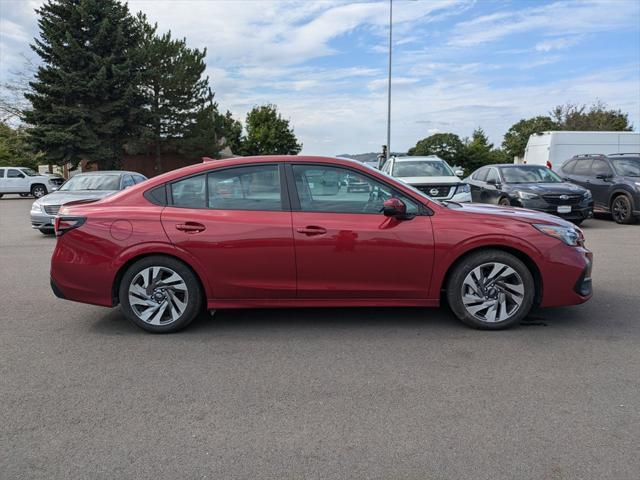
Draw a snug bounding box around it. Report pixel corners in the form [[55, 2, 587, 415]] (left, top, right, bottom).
[[386, 0, 392, 164]]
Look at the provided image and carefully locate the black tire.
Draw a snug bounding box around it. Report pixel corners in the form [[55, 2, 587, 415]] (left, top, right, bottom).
[[446, 249, 535, 330], [498, 197, 510, 206], [119, 255, 202, 333], [0, 194, 3, 199], [31, 184, 47, 198], [20, 193, 31, 198], [39, 228, 55, 235], [611, 194, 636, 224]]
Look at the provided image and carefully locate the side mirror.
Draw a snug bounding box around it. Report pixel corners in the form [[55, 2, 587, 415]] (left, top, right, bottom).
[[382, 198, 407, 219], [17, 173, 25, 178], [454, 169, 464, 177], [486, 178, 497, 185]]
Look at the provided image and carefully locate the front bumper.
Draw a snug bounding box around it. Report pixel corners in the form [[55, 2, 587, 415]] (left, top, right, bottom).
[[512, 198, 594, 221], [31, 212, 55, 229]]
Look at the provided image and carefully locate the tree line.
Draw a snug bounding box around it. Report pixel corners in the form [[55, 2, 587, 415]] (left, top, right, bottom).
[[0, 0, 301, 172], [408, 101, 633, 173]]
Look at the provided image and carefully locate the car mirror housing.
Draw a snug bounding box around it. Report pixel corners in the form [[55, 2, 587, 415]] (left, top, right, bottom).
[[383, 198, 407, 219], [454, 169, 464, 177]]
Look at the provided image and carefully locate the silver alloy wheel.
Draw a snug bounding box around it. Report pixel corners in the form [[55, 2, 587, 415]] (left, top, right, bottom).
[[128, 266, 189, 325], [461, 262, 525, 323], [32, 186, 46, 198]]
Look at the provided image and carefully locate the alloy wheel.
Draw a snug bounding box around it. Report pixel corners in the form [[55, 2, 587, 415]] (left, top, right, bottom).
[[32, 186, 46, 198], [612, 196, 629, 223], [461, 262, 525, 323], [128, 266, 189, 325]]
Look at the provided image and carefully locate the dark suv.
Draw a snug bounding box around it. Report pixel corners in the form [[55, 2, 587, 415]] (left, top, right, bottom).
[[558, 154, 640, 224]]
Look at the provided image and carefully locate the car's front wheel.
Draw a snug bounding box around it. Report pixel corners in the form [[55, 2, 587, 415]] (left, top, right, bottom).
[[447, 250, 535, 329], [39, 228, 55, 235], [119, 256, 202, 333], [611, 194, 636, 224]]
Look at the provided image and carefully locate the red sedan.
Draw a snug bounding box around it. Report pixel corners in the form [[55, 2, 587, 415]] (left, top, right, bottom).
[[50, 156, 593, 333]]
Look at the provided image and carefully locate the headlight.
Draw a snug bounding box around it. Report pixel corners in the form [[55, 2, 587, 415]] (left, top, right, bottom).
[[31, 202, 42, 212], [517, 191, 539, 199], [533, 224, 583, 246], [456, 184, 470, 194]]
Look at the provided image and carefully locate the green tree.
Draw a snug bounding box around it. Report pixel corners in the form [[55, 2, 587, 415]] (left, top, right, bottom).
[[137, 15, 218, 171], [551, 101, 633, 131], [24, 0, 146, 170], [463, 128, 503, 173], [407, 132, 465, 165], [0, 123, 43, 169], [241, 104, 302, 156], [216, 110, 243, 155], [502, 115, 558, 160]]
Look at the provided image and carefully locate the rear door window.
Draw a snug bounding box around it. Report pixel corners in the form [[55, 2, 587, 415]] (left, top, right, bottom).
[[207, 164, 282, 211], [590, 160, 613, 176], [170, 174, 206, 208], [573, 160, 593, 176], [0, 169, 4, 178], [121, 175, 135, 188]]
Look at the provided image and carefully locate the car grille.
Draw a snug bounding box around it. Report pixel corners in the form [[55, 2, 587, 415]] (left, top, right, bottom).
[[43, 205, 61, 215], [542, 194, 583, 206], [415, 185, 456, 199]]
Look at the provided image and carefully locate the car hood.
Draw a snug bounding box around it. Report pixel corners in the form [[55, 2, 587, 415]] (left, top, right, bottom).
[[504, 182, 587, 194], [398, 175, 462, 185], [450, 202, 573, 227], [36, 190, 117, 205]]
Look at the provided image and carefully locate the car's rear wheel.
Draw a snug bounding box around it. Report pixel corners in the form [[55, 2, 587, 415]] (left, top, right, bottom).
[[20, 193, 31, 198], [119, 256, 202, 333], [611, 194, 635, 224], [31, 184, 47, 198], [447, 250, 534, 330]]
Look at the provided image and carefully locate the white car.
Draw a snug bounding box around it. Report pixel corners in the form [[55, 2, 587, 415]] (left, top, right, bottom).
[[381, 156, 471, 202], [0, 166, 63, 198]]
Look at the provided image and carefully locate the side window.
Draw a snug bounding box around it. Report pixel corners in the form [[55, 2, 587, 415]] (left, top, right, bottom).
[[171, 174, 206, 208], [472, 168, 488, 181], [573, 159, 593, 175], [207, 164, 282, 211], [0, 169, 4, 178], [8, 169, 23, 178], [121, 175, 135, 188], [486, 168, 500, 184], [292, 165, 418, 215], [562, 159, 577, 173], [590, 160, 613, 176]]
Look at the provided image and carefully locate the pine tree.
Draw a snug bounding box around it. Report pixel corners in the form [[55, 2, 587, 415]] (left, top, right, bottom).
[[24, 0, 145, 170], [137, 15, 216, 171]]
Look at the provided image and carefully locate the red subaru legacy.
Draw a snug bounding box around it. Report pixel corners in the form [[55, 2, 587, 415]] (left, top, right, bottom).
[[50, 156, 593, 333]]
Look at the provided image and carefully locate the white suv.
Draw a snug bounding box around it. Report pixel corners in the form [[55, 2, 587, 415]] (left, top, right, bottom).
[[381, 156, 471, 202], [0, 167, 63, 198]]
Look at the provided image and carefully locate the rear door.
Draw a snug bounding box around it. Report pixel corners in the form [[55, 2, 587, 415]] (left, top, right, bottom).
[[161, 164, 296, 299], [588, 159, 615, 210], [287, 163, 435, 299]]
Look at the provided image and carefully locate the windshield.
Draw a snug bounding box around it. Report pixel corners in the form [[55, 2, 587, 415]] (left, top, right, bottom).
[[59, 174, 121, 191], [20, 168, 38, 177], [501, 166, 562, 184], [393, 160, 454, 178], [611, 157, 640, 177]]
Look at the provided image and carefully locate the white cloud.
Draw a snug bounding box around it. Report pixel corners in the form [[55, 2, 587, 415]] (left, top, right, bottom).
[[449, 0, 640, 47], [535, 36, 581, 52]]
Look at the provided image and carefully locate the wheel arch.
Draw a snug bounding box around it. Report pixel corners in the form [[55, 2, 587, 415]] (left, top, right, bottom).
[[440, 244, 543, 307], [111, 252, 208, 307], [608, 188, 635, 209]]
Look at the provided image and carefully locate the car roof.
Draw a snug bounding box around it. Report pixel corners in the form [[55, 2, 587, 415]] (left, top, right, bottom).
[[72, 171, 142, 176], [393, 156, 444, 162]]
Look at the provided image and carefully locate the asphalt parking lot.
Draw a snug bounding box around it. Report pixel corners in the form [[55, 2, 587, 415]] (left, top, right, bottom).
[[1, 197, 639, 480]]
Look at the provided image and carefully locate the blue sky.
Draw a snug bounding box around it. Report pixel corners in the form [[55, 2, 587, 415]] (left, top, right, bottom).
[[1, 0, 639, 155]]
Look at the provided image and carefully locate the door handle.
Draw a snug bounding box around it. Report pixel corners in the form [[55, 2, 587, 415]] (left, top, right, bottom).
[[176, 222, 206, 233], [296, 226, 327, 236]]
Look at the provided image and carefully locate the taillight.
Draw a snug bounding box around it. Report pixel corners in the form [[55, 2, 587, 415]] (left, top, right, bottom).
[[54, 216, 86, 236], [546, 161, 552, 169]]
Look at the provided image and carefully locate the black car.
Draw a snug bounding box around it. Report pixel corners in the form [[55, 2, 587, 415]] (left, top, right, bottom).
[[466, 164, 593, 225], [557, 153, 640, 224]]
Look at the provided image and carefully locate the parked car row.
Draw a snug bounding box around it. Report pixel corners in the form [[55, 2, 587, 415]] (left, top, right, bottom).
[[378, 152, 639, 225]]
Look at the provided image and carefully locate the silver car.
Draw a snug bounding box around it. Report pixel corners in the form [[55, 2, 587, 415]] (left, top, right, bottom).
[[31, 171, 147, 234]]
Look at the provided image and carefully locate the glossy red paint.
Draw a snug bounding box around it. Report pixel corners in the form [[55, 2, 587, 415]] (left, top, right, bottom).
[[50, 156, 592, 314]]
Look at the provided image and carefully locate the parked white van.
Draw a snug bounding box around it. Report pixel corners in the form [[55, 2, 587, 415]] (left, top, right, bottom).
[[523, 131, 640, 170]]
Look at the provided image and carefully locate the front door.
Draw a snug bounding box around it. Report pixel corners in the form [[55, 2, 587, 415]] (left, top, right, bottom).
[[288, 164, 435, 299], [6, 169, 28, 193], [161, 164, 296, 299]]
